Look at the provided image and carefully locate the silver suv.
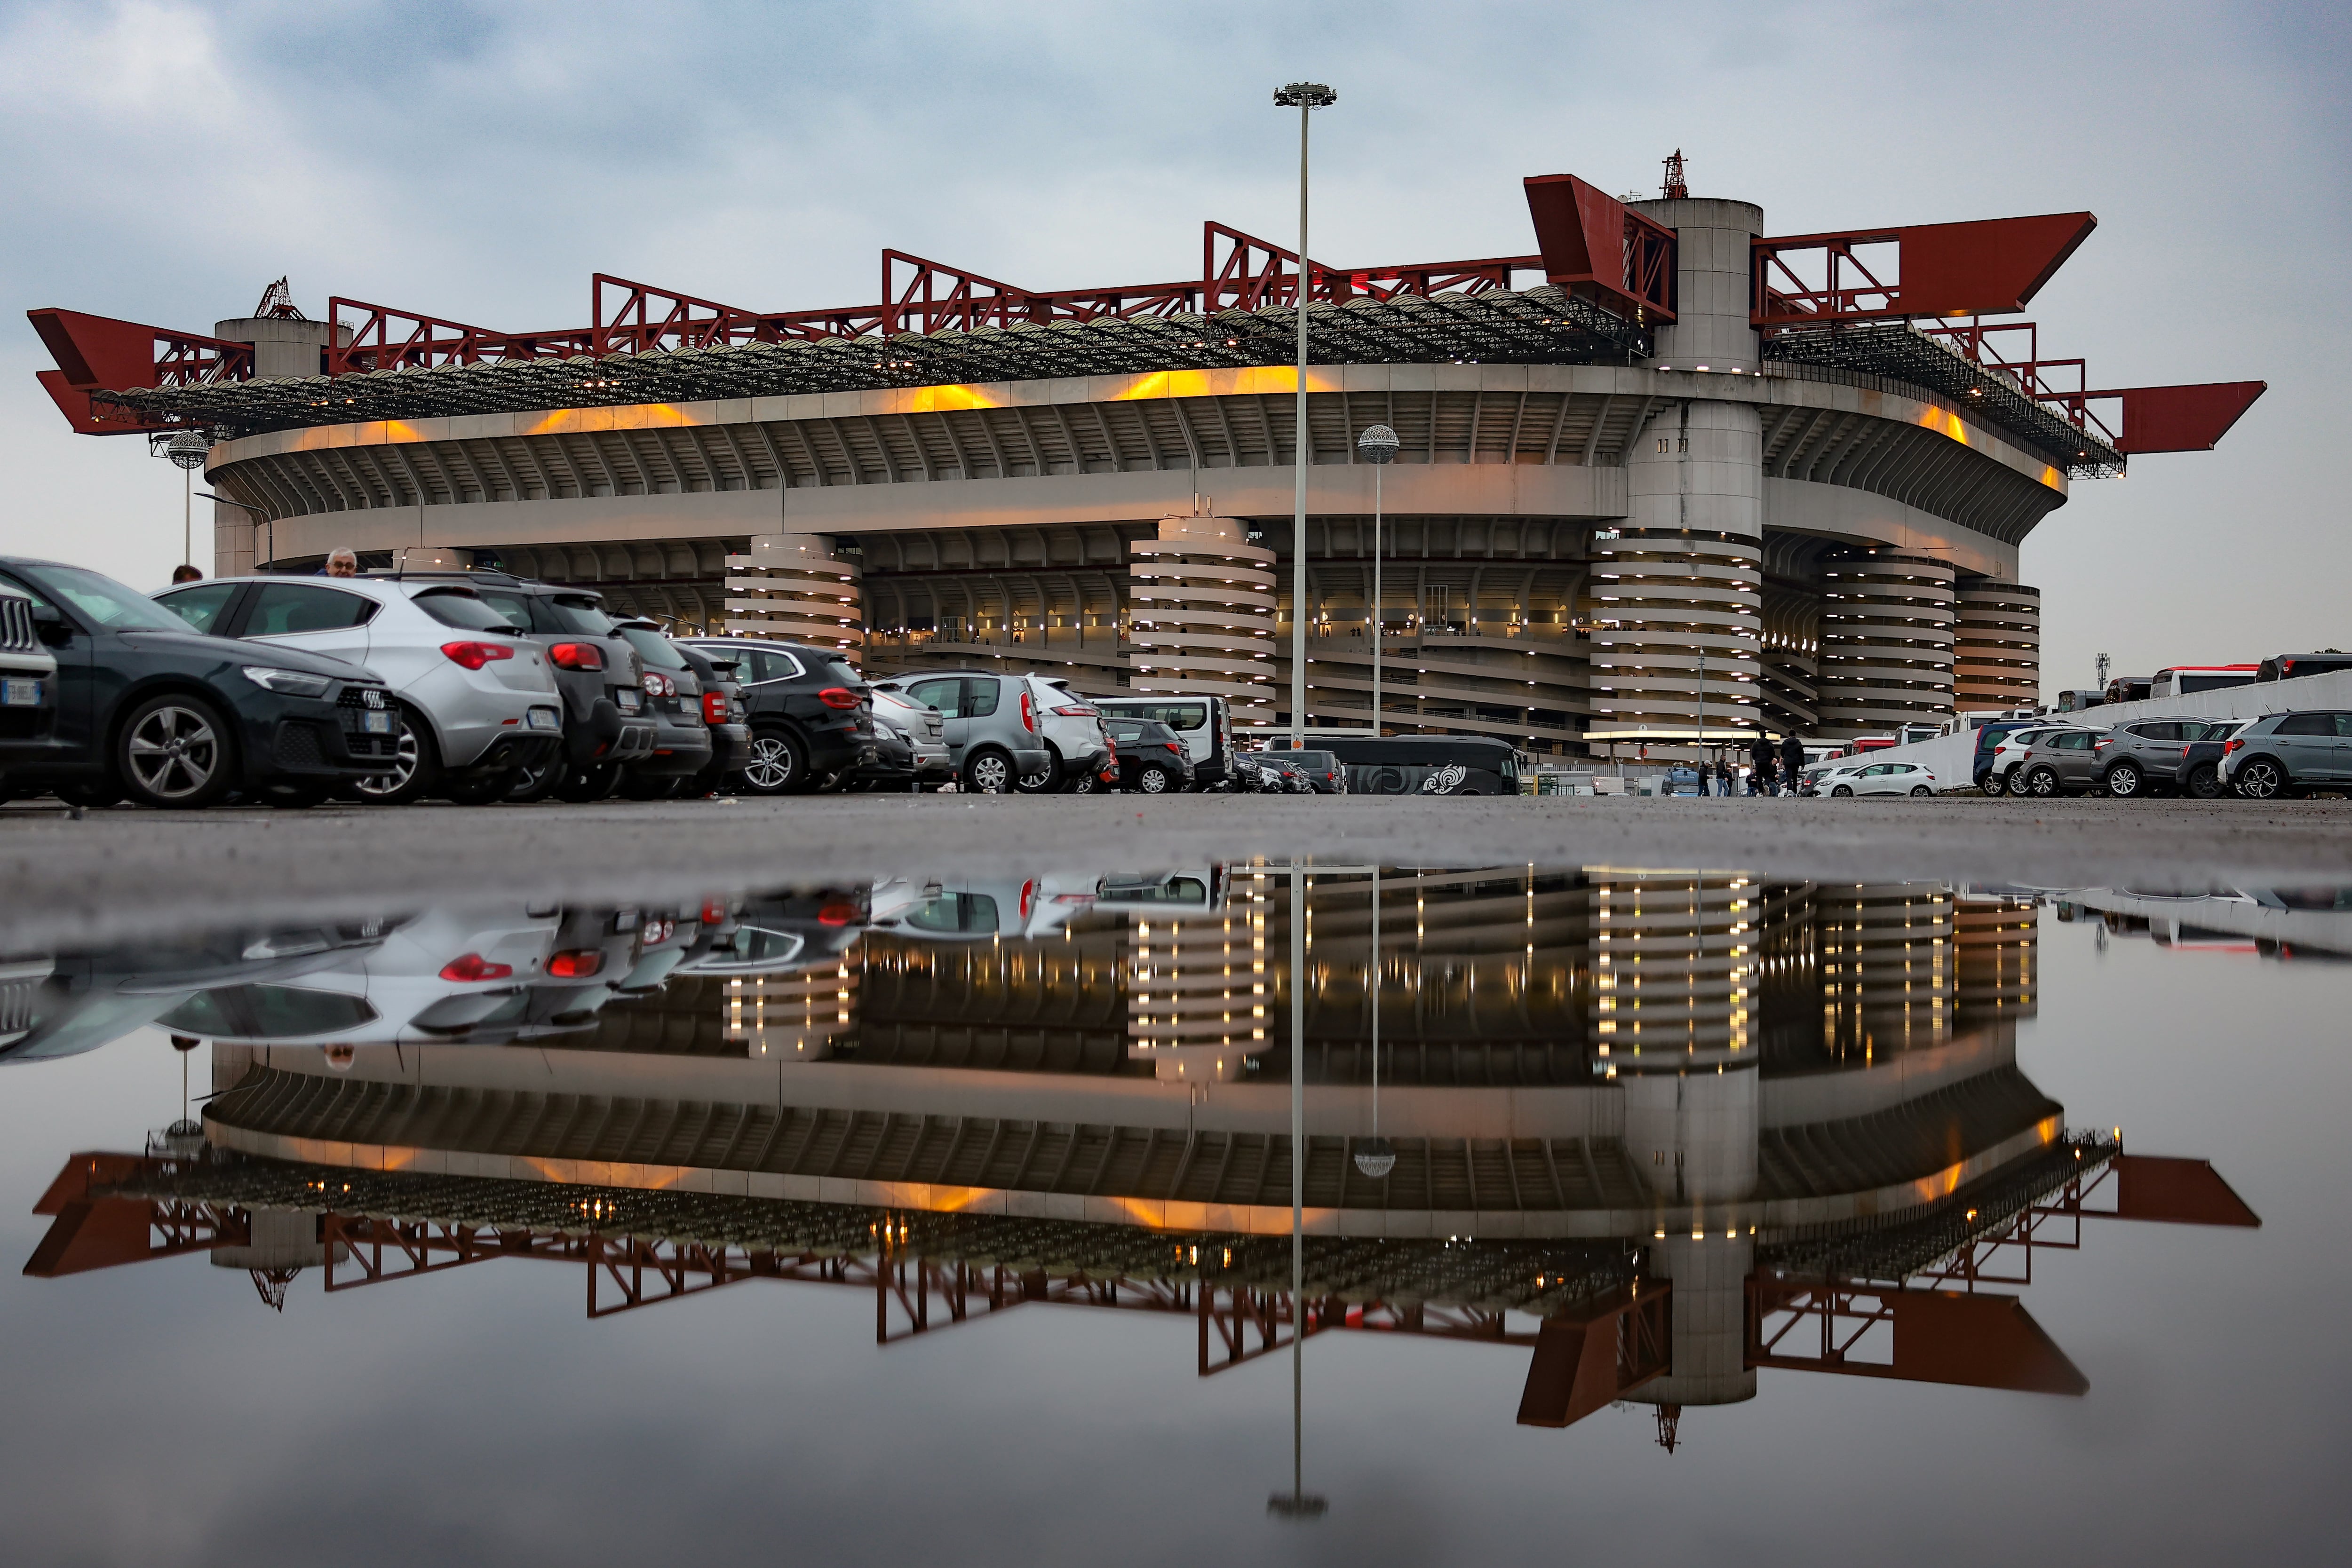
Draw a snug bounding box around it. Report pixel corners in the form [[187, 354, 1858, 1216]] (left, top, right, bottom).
[[2098, 717, 2238, 799], [1986, 725, 2086, 795], [875, 672, 1052, 793], [2219, 711, 2352, 799], [2011, 728, 2113, 797]]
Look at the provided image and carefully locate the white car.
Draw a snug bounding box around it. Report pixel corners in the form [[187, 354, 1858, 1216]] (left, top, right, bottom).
[[1819, 760, 1938, 797], [155, 574, 563, 804], [1021, 677, 1113, 792]]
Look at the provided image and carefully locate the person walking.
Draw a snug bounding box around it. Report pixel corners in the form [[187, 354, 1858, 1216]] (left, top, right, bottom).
[[1780, 732, 1807, 797], [1696, 759, 1714, 797], [1748, 733, 1774, 796]]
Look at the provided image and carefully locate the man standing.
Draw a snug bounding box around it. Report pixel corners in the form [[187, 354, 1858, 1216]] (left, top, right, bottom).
[[323, 548, 359, 578], [1749, 733, 1775, 796], [1781, 732, 1807, 797], [1696, 758, 1713, 797]]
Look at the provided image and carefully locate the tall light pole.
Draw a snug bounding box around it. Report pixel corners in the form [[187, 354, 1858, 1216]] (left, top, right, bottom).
[[164, 431, 211, 570], [1355, 424, 1398, 734], [1274, 81, 1335, 748]]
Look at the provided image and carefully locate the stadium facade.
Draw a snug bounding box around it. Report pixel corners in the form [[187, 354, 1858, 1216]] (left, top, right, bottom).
[[32, 166, 2265, 753]]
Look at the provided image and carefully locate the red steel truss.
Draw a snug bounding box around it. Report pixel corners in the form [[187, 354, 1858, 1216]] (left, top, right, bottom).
[[29, 308, 254, 433], [1522, 174, 1678, 322], [1752, 212, 2098, 326]]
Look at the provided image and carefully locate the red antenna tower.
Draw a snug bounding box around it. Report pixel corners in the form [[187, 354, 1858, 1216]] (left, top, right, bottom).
[[1661, 150, 1688, 201], [253, 277, 305, 320]]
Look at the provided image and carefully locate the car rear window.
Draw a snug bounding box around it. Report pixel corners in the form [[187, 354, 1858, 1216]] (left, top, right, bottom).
[[820, 658, 862, 687], [545, 595, 617, 635], [470, 590, 538, 632], [411, 587, 522, 633], [616, 625, 690, 670]]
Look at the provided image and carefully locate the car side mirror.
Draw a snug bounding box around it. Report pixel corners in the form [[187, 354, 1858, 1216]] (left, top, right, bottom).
[[30, 603, 72, 645]]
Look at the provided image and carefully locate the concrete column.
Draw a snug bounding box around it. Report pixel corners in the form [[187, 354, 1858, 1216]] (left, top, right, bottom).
[[213, 315, 339, 380], [1629, 198, 1764, 374]]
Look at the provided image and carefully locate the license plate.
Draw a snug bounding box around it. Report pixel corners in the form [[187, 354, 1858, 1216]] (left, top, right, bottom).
[[0, 679, 39, 708], [616, 689, 640, 712], [526, 708, 562, 732], [361, 711, 394, 735]]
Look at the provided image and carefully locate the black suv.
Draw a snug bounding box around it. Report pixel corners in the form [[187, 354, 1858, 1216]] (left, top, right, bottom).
[[0, 556, 398, 809], [455, 577, 658, 802], [609, 621, 715, 795], [679, 639, 874, 793]]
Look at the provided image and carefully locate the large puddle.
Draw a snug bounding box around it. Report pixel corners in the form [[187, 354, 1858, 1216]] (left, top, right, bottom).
[[3, 867, 2345, 1563]]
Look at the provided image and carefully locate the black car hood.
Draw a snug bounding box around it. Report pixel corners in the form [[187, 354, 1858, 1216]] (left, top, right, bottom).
[[124, 629, 375, 681]]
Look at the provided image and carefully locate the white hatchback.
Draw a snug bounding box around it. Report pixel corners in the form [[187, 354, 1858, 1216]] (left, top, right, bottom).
[[155, 574, 562, 804], [1819, 759, 1938, 797]]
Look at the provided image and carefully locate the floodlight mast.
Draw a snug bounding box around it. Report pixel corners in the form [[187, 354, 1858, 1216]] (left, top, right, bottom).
[[1355, 424, 1398, 734], [1274, 82, 1335, 747]]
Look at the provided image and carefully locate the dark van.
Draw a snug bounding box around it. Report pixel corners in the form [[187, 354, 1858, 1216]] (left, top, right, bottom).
[[1271, 734, 1524, 795], [2258, 653, 2352, 683]]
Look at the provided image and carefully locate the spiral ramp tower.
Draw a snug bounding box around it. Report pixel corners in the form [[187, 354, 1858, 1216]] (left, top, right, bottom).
[[1127, 514, 1278, 721], [723, 534, 863, 651], [1812, 553, 1958, 737], [1953, 581, 2042, 713]]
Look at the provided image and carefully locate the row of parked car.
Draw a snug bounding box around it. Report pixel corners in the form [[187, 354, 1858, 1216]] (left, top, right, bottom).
[[1965, 712, 2352, 800], [0, 556, 1328, 808]]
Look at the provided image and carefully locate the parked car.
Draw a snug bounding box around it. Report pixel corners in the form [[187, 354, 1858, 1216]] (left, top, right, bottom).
[[0, 581, 62, 784], [596, 620, 715, 799], [1094, 695, 1236, 789], [1266, 748, 1346, 794], [1819, 759, 1938, 797], [2257, 653, 2352, 683], [2218, 711, 2352, 800], [2099, 717, 2242, 798], [668, 641, 754, 798], [151, 572, 561, 805], [1227, 751, 1279, 792], [2011, 728, 2113, 797], [849, 683, 953, 792], [1982, 724, 2088, 795], [2175, 721, 2247, 800], [873, 671, 1049, 794], [1969, 719, 2054, 792], [1, 557, 400, 809], [456, 575, 659, 802], [680, 638, 876, 794], [1101, 715, 1192, 793], [1253, 753, 1312, 793], [1016, 678, 1113, 793]]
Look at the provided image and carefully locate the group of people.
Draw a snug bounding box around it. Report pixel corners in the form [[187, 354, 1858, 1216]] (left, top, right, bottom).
[[1692, 732, 1809, 797]]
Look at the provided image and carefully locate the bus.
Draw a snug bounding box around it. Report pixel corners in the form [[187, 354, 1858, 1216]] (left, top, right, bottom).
[[2150, 664, 2260, 699], [2257, 653, 2352, 683], [1266, 734, 1526, 795]]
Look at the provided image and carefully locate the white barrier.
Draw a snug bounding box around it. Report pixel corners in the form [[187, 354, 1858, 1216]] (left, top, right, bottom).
[[1817, 669, 2352, 790]]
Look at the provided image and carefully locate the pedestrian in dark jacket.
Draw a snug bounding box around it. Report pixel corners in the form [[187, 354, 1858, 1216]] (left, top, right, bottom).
[[1781, 733, 1806, 794]]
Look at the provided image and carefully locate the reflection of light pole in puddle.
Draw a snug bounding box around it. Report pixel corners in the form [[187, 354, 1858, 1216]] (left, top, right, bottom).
[[165, 1034, 204, 1155], [1270, 863, 1327, 1520], [1356, 866, 1394, 1178]]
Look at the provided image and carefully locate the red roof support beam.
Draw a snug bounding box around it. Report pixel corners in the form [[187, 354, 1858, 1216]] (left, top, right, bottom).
[[28, 308, 254, 433], [326, 298, 591, 374], [1515, 1282, 1673, 1427], [880, 251, 1048, 335], [1522, 174, 1677, 322], [2101, 1153, 2264, 1223], [592, 274, 769, 354], [2054, 382, 2269, 456], [1753, 212, 2097, 326]]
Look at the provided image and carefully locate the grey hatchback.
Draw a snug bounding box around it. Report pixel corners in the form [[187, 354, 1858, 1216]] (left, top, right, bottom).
[[2013, 728, 2112, 797], [875, 672, 1051, 793]]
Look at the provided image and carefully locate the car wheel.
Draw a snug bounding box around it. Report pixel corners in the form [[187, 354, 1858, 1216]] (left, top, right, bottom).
[[739, 729, 807, 795], [2185, 760, 2225, 800], [1136, 764, 1174, 794], [553, 760, 622, 803], [2234, 758, 2286, 800], [964, 746, 1014, 794], [1068, 770, 1100, 793], [1910, 784, 1932, 796], [350, 708, 441, 805], [1016, 752, 1064, 793], [1979, 775, 2006, 797], [2027, 767, 2060, 797], [2106, 761, 2143, 797], [117, 693, 236, 809], [2005, 768, 2034, 797], [1830, 784, 1853, 798]]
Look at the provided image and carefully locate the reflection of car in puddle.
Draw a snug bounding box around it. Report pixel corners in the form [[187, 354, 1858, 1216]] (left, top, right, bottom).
[[680, 893, 866, 978], [1, 923, 391, 1064], [866, 877, 1095, 942]]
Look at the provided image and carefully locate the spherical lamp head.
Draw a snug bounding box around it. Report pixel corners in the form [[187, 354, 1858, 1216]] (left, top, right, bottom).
[[1353, 1136, 1396, 1179], [164, 431, 211, 471], [1356, 424, 1399, 464]]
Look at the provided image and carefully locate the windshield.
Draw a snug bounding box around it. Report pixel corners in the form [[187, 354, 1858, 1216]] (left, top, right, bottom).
[[411, 587, 522, 633], [19, 565, 191, 632], [617, 626, 690, 670]]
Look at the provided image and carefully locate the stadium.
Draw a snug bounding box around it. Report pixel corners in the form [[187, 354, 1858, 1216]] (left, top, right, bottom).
[[30, 157, 2264, 755]]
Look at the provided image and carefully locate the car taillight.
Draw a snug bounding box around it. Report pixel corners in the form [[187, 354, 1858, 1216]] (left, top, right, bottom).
[[1052, 704, 1097, 717], [1019, 689, 1036, 732], [2224, 738, 2244, 755], [547, 949, 603, 979], [818, 901, 859, 926], [1167, 741, 1182, 753], [440, 641, 515, 671], [702, 690, 728, 724], [2095, 737, 2112, 749], [642, 672, 674, 698], [818, 687, 860, 710], [438, 953, 513, 982], [548, 641, 603, 672]]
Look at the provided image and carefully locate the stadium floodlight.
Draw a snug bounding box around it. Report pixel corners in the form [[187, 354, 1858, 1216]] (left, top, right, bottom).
[[1357, 424, 1399, 733], [1275, 82, 1334, 746]]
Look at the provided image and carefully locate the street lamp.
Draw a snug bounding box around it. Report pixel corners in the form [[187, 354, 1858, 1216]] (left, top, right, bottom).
[[1355, 424, 1398, 736], [1274, 81, 1335, 747], [163, 431, 211, 571]]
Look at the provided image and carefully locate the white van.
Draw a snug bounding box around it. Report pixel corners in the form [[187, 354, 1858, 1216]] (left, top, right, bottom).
[[1093, 694, 1234, 787]]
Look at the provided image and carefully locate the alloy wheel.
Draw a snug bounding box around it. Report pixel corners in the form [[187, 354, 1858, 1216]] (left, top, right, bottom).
[[2237, 760, 2283, 800], [2108, 764, 2141, 797], [967, 751, 1011, 792], [355, 727, 421, 800], [2029, 768, 2059, 797], [742, 734, 800, 792], [1138, 766, 1171, 793], [125, 703, 221, 802]]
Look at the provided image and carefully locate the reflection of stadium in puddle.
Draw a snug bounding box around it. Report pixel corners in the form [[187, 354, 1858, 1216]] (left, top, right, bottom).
[[17, 868, 2267, 1450]]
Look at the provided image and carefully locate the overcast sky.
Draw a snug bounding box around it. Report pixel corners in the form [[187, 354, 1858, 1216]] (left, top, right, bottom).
[[2, 0, 2343, 690]]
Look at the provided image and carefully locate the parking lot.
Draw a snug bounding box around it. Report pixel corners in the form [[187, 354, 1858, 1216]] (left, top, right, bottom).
[[5, 790, 2349, 949]]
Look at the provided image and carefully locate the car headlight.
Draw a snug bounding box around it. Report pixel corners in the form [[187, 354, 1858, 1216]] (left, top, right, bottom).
[[242, 665, 333, 698]]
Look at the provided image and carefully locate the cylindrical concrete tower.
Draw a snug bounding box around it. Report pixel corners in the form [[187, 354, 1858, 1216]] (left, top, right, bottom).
[[1813, 552, 1958, 736], [1128, 514, 1277, 721], [1953, 580, 2042, 713], [724, 534, 863, 649]]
